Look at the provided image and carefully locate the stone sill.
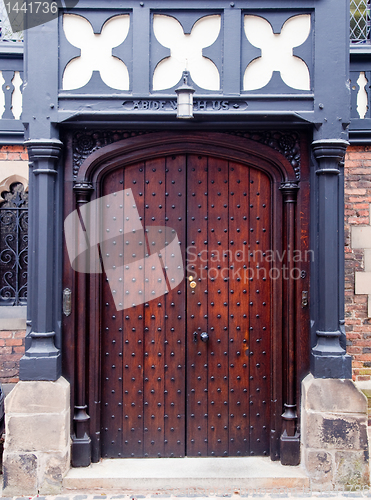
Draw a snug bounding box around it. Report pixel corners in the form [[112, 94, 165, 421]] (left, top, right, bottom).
[[0, 306, 26, 331]]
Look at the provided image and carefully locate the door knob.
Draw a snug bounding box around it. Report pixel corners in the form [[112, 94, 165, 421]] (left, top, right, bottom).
[[200, 332, 209, 343]]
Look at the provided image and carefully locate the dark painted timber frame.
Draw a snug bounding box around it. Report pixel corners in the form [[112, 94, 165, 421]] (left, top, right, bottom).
[[61, 130, 311, 466]]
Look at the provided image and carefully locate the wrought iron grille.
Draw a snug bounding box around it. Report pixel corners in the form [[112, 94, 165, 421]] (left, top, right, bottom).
[[351, 0, 371, 42], [0, 182, 28, 306]]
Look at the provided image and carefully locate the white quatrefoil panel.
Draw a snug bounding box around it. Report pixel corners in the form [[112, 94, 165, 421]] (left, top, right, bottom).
[[243, 14, 311, 91], [62, 14, 130, 91], [153, 14, 221, 91]]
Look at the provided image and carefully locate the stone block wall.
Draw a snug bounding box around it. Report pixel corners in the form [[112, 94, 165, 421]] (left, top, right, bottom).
[[2, 378, 71, 495], [301, 374, 369, 489], [344, 145, 371, 381]]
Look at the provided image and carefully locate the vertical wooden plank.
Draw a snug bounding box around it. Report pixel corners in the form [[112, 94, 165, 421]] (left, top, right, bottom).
[[88, 239, 102, 461], [62, 133, 76, 442], [228, 162, 250, 456], [186, 154, 209, 457], [248, 168, 271, 456], [207, 157, 229, 457], [143, 157, 166, 457], [164, 154, 186, 457], [101, 168, 125, 458], [269, 181, 284, 461], [295, 137, 311, 432], [121, 163, 145, 457]]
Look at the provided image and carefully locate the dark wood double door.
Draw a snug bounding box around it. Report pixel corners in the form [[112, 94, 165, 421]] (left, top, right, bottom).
[[100, 153, 272, 458]]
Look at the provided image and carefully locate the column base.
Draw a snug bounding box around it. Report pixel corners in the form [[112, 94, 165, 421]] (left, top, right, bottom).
[[280, 430, 300, 466], [311, 353, 352, 379], [19, 351, 61, 381], [71, 433, 91, 467]]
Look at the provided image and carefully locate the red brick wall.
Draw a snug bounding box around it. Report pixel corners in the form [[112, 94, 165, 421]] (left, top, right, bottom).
[[0, 330, 26, 383], [345, 145, 371, 381], [0, 145, 28, 161]]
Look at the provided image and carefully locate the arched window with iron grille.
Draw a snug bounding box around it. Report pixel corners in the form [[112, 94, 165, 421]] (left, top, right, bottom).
[[0, 182, 28, 306]]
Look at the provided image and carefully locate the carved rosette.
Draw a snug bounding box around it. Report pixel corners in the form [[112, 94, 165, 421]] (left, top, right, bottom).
[[228, 131, 301, 179], [72, 130, 154, 179]]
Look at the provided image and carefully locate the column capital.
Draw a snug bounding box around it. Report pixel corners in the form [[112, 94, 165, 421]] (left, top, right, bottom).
[[311, 139, 349, 164], [25, 139, 63, 164], [279, 182, 299, 202]]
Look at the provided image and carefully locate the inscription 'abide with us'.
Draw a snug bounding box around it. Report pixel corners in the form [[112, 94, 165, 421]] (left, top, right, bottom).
[[122, 100, 245, 112]]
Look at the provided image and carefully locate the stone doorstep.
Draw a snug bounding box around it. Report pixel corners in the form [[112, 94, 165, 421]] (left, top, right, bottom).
[[2, 488, 371, 500], [62, 457, 310, 492]]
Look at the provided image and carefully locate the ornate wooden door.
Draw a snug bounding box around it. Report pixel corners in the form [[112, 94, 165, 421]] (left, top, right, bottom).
[[100, 153, 272, 458]]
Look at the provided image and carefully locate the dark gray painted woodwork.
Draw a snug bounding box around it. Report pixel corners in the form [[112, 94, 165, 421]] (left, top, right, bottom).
[[349, 48, 371, 143], [310, 140, 352, 379], [23, 19, 59, 140], [312, 0, 350, 140], [132, 6, 150, 96], [19, 140, 63, 381], [0, 45, 24, 143], [224, 9, 242, 96]]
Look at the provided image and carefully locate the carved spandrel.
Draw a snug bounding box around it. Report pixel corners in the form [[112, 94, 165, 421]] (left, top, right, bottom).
[[72, 129, 301, 180]]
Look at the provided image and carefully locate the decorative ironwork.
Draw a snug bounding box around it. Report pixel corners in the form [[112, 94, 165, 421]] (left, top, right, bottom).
[[72, 129, 301, 180], [0, 182, 28, 306], [351, 0, 371, 42]]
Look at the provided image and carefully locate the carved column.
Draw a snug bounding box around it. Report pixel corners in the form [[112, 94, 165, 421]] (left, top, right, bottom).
[[279, 182, 300, 466], [71, 182, 93, 467], [311, 140, 351, 378], [19, 140, 63, 381]]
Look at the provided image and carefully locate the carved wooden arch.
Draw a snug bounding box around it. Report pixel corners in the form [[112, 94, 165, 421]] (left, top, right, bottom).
[[76, 131, 299, 187], [64, 130, 310, 466]]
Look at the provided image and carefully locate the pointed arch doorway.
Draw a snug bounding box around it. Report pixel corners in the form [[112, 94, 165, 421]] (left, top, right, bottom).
[[62, 131, 310, 463]]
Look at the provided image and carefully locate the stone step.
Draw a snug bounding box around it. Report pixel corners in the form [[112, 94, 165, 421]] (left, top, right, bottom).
[[63, 457, 310, 493]]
